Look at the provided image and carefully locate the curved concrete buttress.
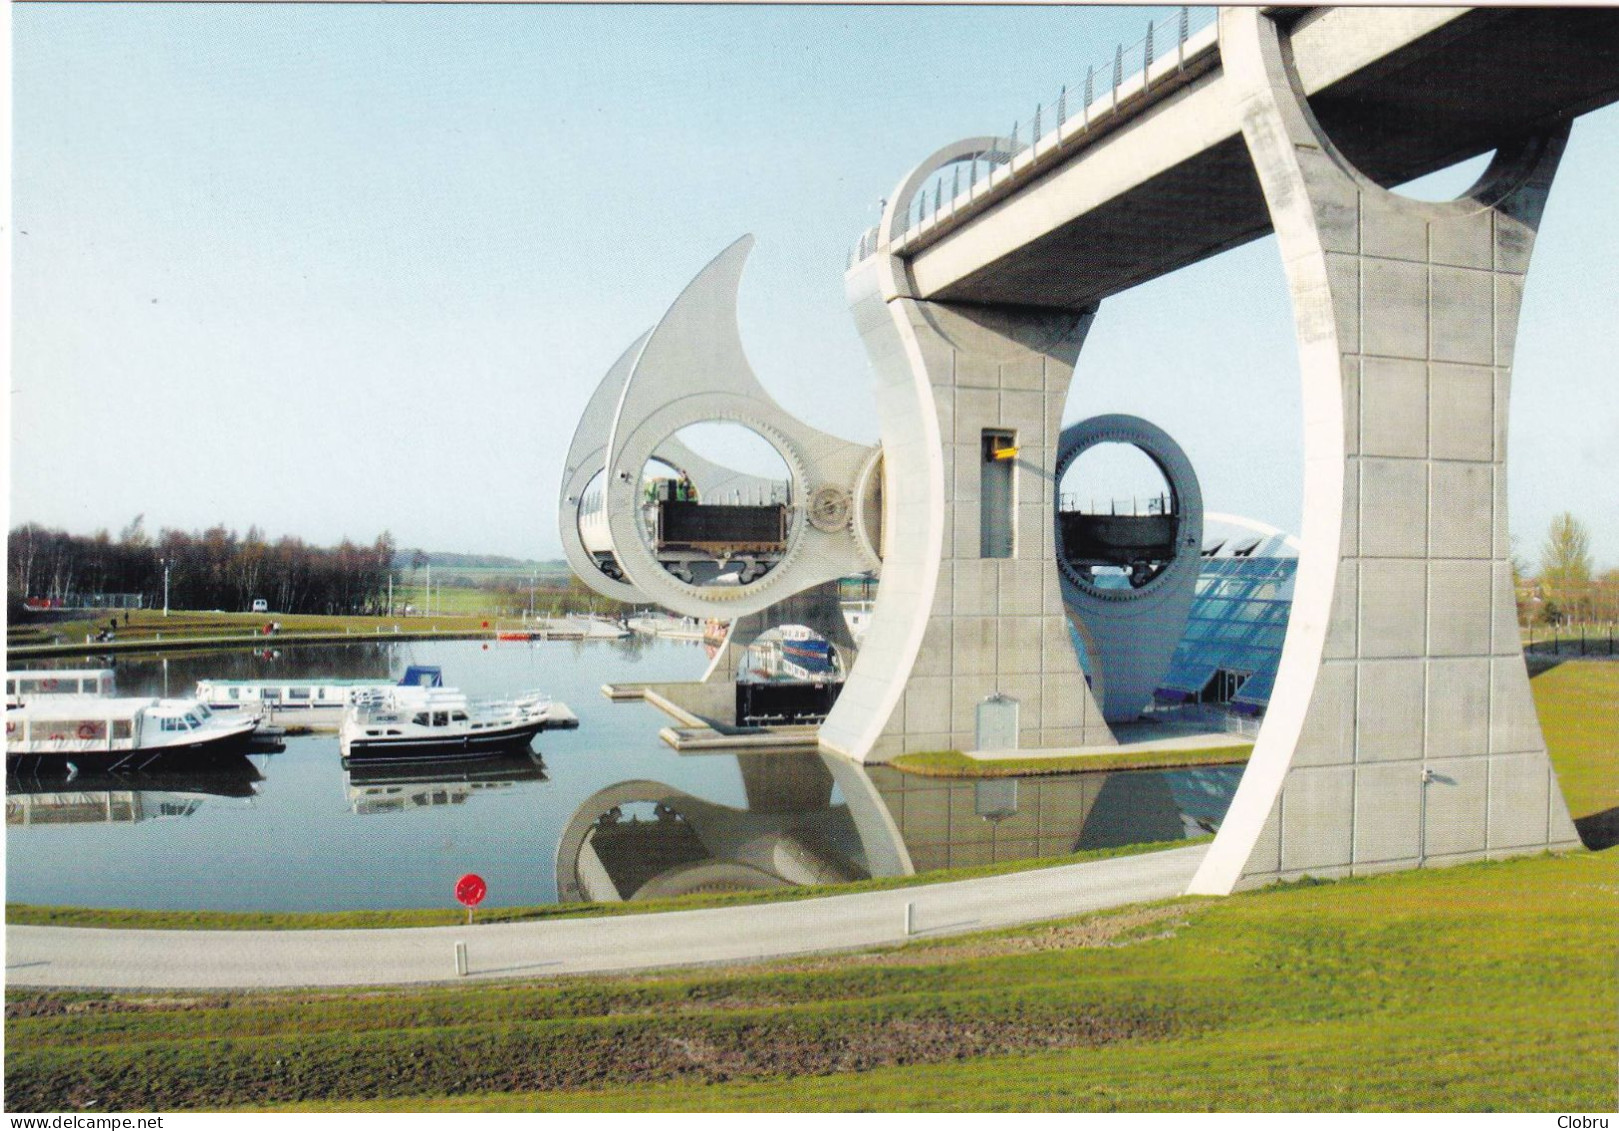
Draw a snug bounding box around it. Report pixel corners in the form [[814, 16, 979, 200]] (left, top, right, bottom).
[[821, 138, 1115, 764], [560, 332, 655, 603], [1190, 9, 1579, 895], [601, 235, 880, 620], [1056, 414, 1204, 724]]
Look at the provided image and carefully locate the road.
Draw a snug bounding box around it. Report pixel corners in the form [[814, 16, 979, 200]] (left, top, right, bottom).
[[5, 845, 1207, 990]]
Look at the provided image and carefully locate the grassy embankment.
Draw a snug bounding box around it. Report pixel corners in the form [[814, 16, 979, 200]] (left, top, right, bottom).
[[892, 744, 1252, 777], [5, 838, 1200, 931], [5, 608, 497, 652], [6, 850, 1613, 1112]]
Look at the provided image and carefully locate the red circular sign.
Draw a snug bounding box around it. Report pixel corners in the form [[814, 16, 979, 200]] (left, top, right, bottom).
[[455, 873, 487, 908]]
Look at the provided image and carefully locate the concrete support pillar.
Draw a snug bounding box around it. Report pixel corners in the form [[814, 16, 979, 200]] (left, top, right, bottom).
[[1191, 10, 1581, 893], [822, 220, 1113, 760]]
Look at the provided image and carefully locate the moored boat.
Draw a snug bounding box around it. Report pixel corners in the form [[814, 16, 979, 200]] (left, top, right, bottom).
[[339, 685, 559, 763], [5, 669, 118, 708], [196, 666, 444, 714], [5, 697, 261, 772]]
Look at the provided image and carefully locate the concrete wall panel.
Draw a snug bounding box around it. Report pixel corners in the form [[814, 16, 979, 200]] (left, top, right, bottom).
[[1358, 559, 1428, 658], [1280, 765, 1356, 873], [1427, 559, 1493, 656], [1359, 460, 1429, 558], [1487, 751, 1550, 851], [1360, 357, 1428, 458], [1425, 657, 1491, 761], [1355, 659, 1425, 763], [1429, 362, 1494, 461], [1353, 760, 1422, 866], [1292, 661, 1356, 768], [1423, 756, 1489, 858]]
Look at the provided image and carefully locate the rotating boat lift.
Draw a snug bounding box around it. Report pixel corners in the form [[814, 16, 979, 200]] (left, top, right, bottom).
[[559, 235, 1199, 754]]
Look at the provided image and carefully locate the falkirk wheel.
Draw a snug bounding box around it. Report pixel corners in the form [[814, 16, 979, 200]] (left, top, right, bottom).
[[558, 235, 878, 686], [560, 234, 1205, 760]]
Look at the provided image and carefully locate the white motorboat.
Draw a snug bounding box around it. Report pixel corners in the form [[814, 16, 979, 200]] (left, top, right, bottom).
[[5, 697, 261, 772], [339, 685, 560, 762], [196, 665, 445, 714], [5, 669, 117, 708]]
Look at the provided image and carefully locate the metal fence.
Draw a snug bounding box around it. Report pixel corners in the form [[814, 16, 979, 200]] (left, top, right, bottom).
[[1523, 623, 1619, 658], [1145, 700, 1263, 738], [851, 6, 1219, 264]]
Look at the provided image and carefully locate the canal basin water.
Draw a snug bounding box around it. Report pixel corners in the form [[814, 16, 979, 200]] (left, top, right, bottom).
[[5, 638, 1242, 913]]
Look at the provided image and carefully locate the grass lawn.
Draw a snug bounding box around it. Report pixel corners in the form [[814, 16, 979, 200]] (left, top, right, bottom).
[[1532, 661, 1619, 823], [6, 852, 1613, 1112], [892, 744, 1252, 777]]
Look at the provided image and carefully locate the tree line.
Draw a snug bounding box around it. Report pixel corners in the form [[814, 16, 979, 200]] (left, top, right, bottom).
[[1520, 511, 1619, 627], [7, 517, 396, 617]]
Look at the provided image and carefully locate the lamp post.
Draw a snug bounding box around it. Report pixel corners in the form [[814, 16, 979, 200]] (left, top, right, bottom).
[[160, 557, 170, 618]]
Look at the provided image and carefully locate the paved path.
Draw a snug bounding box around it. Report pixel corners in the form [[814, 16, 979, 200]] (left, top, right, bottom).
[[4, 845, 1206, 990]]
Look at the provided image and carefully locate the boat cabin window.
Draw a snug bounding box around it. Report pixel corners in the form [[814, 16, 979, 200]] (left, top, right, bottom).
[[289, 687, 311, 701], [194, 704, 212, 719], [184, 714, 201, 728], [228, 688, 241, 701], [432, 711, 449, 727], [412, 713, 430, 726], [451, 711, 469, 723], [112, 720, 133, 740]]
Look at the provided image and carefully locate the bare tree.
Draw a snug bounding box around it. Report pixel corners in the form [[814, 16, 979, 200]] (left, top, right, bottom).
[[1539, 512, 1594, 623]]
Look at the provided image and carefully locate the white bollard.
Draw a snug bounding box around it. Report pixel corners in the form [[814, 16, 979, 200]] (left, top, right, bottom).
[[454, 941, 468, 977], [904, 901, 914, 937]]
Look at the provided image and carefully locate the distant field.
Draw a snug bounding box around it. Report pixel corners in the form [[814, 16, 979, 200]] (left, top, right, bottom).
[[6, 593, 625, 651], [4, 608, 497, 649]]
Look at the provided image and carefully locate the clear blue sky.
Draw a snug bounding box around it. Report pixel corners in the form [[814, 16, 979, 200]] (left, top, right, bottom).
[[11, 4, 1618, 568]]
